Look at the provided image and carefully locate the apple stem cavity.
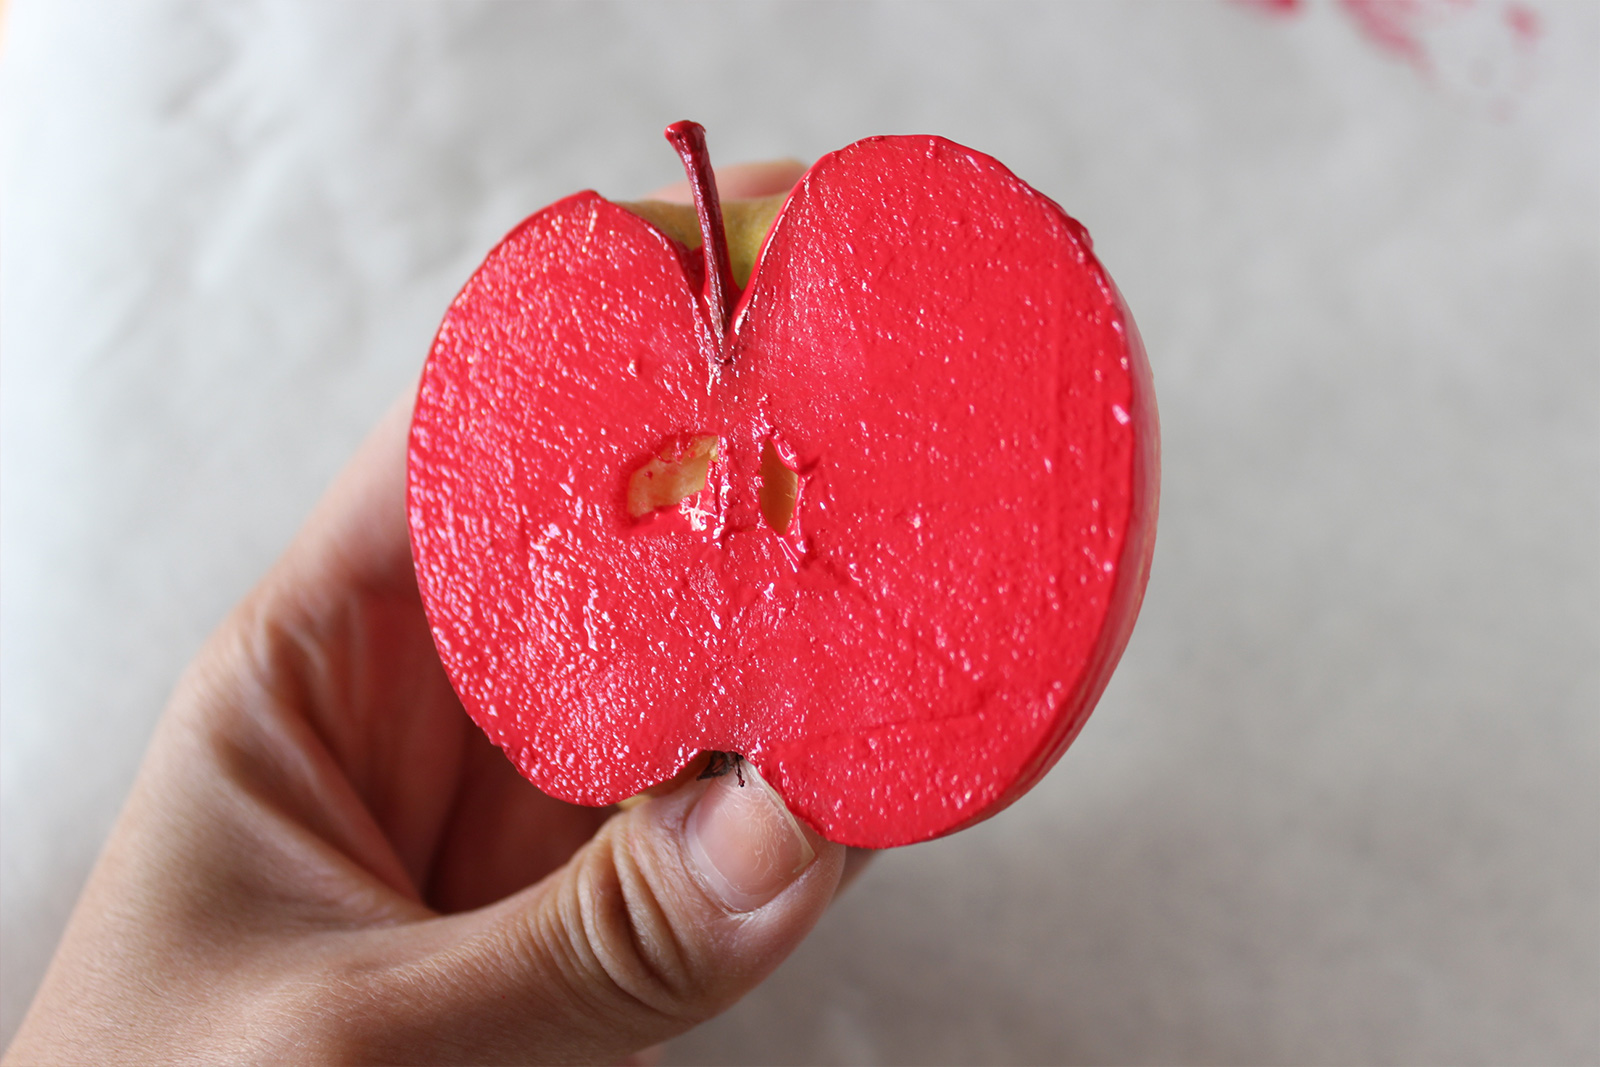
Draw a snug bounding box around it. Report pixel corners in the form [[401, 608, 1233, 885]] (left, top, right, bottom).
[[664, 121, 740, 359]]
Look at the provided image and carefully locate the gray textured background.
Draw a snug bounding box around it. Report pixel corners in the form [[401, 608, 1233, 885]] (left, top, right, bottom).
[[3, 2, 1596, 1063]]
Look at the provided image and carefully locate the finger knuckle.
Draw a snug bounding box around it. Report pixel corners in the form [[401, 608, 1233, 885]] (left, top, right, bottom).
[[554, 833, 710, 1026]]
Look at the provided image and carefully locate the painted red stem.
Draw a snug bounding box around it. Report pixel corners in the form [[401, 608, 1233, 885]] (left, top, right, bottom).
[[664, 121, 740, 356]]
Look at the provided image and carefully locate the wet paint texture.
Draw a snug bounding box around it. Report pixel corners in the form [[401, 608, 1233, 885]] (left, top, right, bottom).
[[407, 135, 1159, 847]]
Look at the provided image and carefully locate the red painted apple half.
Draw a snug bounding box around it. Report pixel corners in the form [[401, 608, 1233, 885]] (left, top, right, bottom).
[[406, 125, 1159, 848]]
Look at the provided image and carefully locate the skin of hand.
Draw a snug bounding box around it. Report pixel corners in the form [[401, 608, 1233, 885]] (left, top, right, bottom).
[[6, 161, 873, 1066]]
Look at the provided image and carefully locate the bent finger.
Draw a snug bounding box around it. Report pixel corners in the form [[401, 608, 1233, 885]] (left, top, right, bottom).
[[345, 765, 844, 1064]]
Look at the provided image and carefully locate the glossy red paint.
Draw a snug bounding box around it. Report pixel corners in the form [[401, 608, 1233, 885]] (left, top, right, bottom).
[[407, 125, 1159, 847]]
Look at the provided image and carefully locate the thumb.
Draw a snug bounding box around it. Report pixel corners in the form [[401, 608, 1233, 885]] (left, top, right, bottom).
[[351, 763, 845, 1064]]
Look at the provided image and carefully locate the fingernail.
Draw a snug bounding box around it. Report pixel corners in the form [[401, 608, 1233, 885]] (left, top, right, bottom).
[[686, 760, 815, 912]]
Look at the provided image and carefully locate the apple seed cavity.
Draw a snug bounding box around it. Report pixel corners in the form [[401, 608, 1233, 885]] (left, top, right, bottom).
[[627, 434, 719, 519], [758, 439, 800, 534]]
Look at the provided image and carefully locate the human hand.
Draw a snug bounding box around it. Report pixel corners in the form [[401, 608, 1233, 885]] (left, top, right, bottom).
[[7, 162, 869, 1066]]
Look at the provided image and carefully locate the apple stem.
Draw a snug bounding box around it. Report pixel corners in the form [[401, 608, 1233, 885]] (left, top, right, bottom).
[[664, 121, 740, 358]]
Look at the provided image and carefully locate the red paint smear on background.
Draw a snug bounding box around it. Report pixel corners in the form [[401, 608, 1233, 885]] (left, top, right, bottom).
[[1340, 0, 1433, 68], [1232, 0, 1304, 13], [1235, 0, 1543, 79], [1505, 3, 1541, 45]]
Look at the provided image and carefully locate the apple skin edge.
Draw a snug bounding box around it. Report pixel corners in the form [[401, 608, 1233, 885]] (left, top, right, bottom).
[[406, 130, 1160, 849]]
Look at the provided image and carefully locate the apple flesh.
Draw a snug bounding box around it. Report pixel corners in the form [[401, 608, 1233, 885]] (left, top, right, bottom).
[[407, 122, 1159, 848]]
